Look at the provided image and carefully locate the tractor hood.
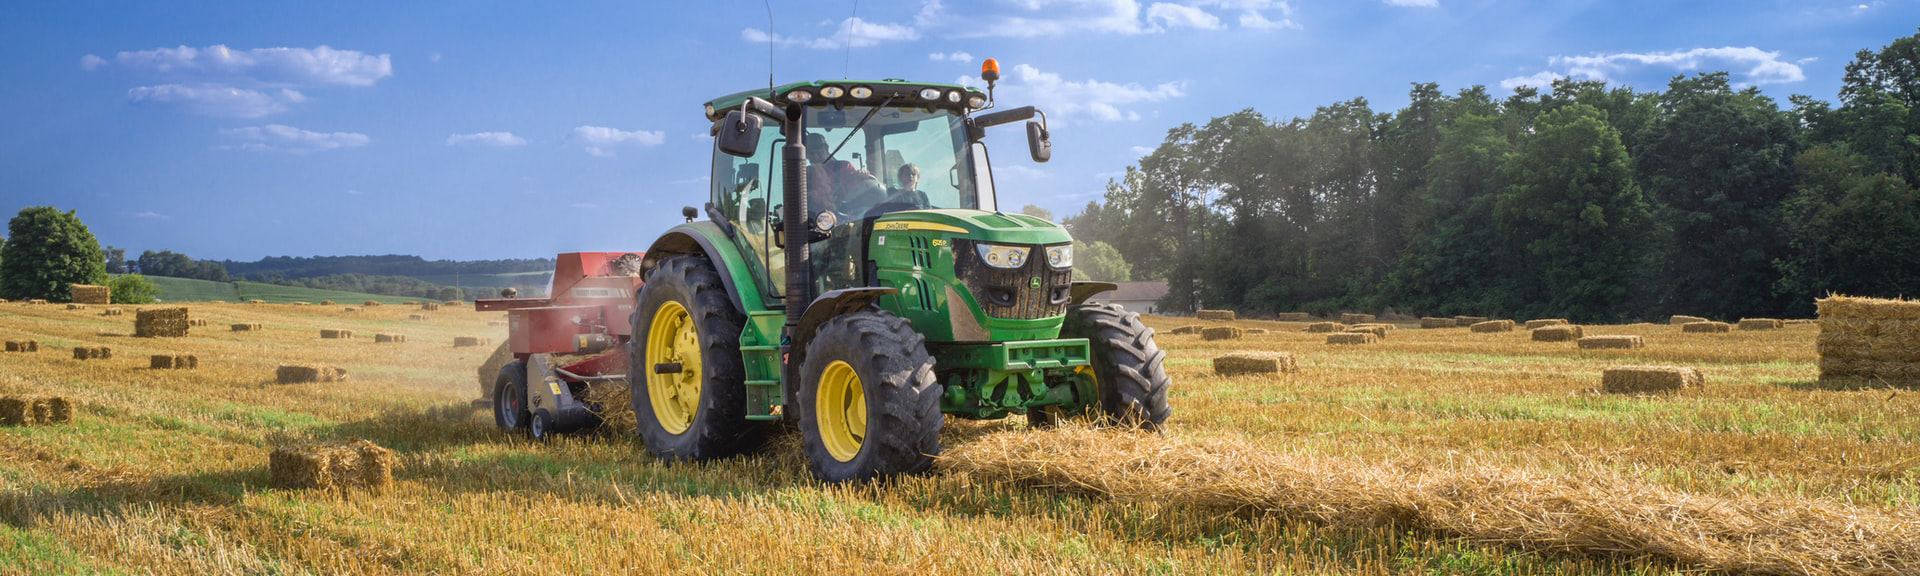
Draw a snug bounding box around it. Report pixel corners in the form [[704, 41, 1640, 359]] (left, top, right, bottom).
[[872, 209, 1071, 245]]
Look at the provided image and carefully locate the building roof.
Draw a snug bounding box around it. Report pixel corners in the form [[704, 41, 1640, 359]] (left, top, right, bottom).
[[1101, 281, 1168, 301]]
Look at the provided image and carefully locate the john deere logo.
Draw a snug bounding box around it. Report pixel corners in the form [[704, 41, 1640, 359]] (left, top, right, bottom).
[[1029, 277, 1042, 288]]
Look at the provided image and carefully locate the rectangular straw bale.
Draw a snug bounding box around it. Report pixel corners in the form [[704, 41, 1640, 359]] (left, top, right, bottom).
[[1453, 316, 1489, 326], [231, 323, 262, 331], [1273, 312, 1311, 322], [1816, 295, 1920, 385], [1213, 351, 1297, 376], [276, 364, 349, 384], [1420, 317, 1455, 329], [73, 347, 112, 360], [101, 307, 123, 316], [69, 283, 111, 304], [1345, 325, 1388, 338], [270, 440, 394, 493], [150, 355, 198, 369], [1470, 320, 1515, 333], [27, 299, 47, 304], [0, 398, 27, 426], [1669, 315, 1709, 325], [420, 302, 441, 311], [1195, 309, 1235, 321], [1682, 321, 1732, 333], [1169, 325, 1203, 335], [453, 336, 490, 347], [320, 300, 336, 306], [1326, 332, 1377, 345], [364, 301, 383, 307], [1352, 323, 1397, 332], [1531, 325, 1583, 342], [320, 329, 354, 339], [344, 306, 361, 312], [1524, 319, 1569, 329], [66, 304, 86, 311], [1304, 322, 1344, 333], [375, 333, 407, 343], [1339, 313, 1376, 325], [29, 400, 50, 424], [409, 313, 429, 321], [1578, 335, 1644, 349], [188, 319, 207, 326], [4, 341, 38, 352], [1602, 365, 1704, 393], [134, 307, 190, 337], [1200, 326, 1244, 341], [1785, 319, 1816, 325], [46, 397, 72, 423], [1738, 318, 1785, 331], [247, 299, 265, 304], [150, 355, 174, 369]]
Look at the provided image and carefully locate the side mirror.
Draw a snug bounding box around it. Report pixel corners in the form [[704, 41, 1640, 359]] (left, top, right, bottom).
[[1026, 121, 1051, 163], [716, 110, 761, 157]]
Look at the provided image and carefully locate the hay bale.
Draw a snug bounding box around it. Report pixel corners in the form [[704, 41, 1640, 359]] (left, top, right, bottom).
[[1213, 351, 1297, 376], [291, 301, 311, 306], [1453, 315, 1489, 326], [1532, 325, 1583, 342], [1169, 325, 1203, 335], [1352, 323, 1397, 332], [1578, 335, 1644, 349], [453, 336, 490, 347], [46, 397, 72, 423], [1273, 312, 1311, 322], [150, 355, 174, 369], [100, 307, 123, 316], [247, 299, 266, 304], [320, 329, 354, 339], [1195, 309, 1235, 321], [1681, 321, 1732, 333], [1339, 313, 1376, 325], [320, 300, 336, 306], [188, 319, 207, 327], [344, 306, 361, 313], [0, 397, 26, 426], [27, 299, 47, 304], [69, 283, 111, 304], [1669, 315, 1709, 325], [1346, 325, 1388, 339], [1738, 318, 1785, 331], [420, 302, 441, 311], [1419, 317, 1455, 329], [231, 323, 263, 331], [364, 301, 383, 307], [1817, 295, 1920, 386], [66, 303, 87, 311], [4, 341, 38, 352], [1304, 322, 1344, 333], [1785, 319, 1816, 325], [72, 346, 112, 360], [134, 307, 190, 337], [268, 439, 395, 493], [1470, 320, 1515, 333], [1326, 332, 1376, 345], [1200, 326, 1244, 341], [408, 314, 429, 321], [374, 333, 407, 343], [150, 354, 199, 369], [277, 364, 349, 384], [29, 400, 50, 424], [1525, 319, 1569, 329], [1602, 365, 1704, 393]]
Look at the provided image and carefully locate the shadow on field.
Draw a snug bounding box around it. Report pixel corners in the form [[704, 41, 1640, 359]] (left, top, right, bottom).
[[0, 453, 265, 528], [1772, 378, 1919, 392]]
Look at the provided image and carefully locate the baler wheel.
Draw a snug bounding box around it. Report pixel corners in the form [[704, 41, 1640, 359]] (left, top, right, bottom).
[[628, 254, 763, 461], [797, 306, 941, 482], [1047, 303, 1171, 430], [493, 359, 530, 433]]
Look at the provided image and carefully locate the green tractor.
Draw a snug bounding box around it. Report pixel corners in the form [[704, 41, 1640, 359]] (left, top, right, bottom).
[[631, 61, 1171, 482]]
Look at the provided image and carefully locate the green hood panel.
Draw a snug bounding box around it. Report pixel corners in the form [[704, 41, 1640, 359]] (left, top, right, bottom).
[[874, 209, 1071, 246]]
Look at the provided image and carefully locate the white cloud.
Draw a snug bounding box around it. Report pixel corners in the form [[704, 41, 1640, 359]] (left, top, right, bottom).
[[1129, 145, 1155, 156], [743, 17, 920, 50], [1498, 71, 1563, 91], [572, 125, 665, 157], [446, 132, 527, 147], [126, 84, 307, 118], [133, 211, 169, 220], [1384, 0, 1438, 6], [80, 54, 106, 70], [929, 51, 975, 63], [89, 45, 392, 86], [1502, 46, 1807, 91], [1237, 10, 1298, 29], [1146, 3, 1224, 30], [960, 64, 1185, 123], [219, 124, 370, 153]]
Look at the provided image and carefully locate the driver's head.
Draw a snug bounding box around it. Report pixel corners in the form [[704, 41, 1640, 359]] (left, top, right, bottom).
[[897, 164, 920, 188], [803, 133, 829, 163]]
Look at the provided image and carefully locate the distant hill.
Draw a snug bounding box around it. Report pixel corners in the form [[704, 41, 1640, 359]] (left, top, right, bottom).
[[147, 276, 430, 304]]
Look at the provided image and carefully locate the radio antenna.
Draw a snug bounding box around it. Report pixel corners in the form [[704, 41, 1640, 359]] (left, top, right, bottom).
[[843, 0, 858, 78], [764, 0, 776, 96]]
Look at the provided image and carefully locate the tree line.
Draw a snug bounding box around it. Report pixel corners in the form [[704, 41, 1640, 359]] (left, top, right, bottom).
[[219, 254, 552, 279], [1065, 31, 1920, 321]]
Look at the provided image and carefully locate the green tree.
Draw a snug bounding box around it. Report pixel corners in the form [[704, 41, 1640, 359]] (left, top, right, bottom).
[[109, 273, 160, 304], [1498, 104, 1653, 321], [1383, 113, 1518, 315], [0, 207, 108, 301], [1072, 240, 1131, 282], [104, 246, 128, 274]]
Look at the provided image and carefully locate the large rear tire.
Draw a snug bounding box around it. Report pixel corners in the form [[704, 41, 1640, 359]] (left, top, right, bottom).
[[493, 359, 529, 433], [797, 306, 941, 482], [1053, 303, 1171, 429], [628, 254, 763, 461]]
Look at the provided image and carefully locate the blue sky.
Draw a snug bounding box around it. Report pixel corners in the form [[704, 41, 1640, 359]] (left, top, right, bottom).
[[2, 0, 1914, 261]]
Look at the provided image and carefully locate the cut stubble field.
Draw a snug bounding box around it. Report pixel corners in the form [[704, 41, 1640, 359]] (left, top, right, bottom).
[[1, 303, 1916, 575]]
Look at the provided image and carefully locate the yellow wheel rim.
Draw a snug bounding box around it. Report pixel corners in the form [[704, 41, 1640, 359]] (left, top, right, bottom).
[[646, 300, 702, 435], [816, 360, 866, 462]]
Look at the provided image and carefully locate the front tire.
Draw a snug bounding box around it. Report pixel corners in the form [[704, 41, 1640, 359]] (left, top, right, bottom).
[[628, 254, 763, 461], [1059, 303, 1171, 429], [797, 306, 942, 483], [493, 359, 529, 433]]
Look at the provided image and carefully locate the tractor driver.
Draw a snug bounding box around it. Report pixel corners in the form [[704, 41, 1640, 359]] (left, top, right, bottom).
[[888, 163, 930, 208], [804, 132, 886, 218]]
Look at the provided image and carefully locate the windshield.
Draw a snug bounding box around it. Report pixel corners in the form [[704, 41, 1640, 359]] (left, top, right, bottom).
[[803, 105, 982, 215]]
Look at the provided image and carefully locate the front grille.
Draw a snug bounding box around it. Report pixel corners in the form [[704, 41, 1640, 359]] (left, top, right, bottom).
[[953, 239, 1072, 319]]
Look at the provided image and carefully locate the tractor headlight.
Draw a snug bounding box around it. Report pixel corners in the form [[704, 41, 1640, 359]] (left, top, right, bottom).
[[975, 243, 1030, 269], [919, 88, 942, 100], [786, 89, 813, 104], [1046, 245, 1072, 268], [820, 86, 845, 99]]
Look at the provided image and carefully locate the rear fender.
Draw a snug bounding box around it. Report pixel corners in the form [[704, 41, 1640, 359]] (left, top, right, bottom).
[[641, 222, 767, 313]]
